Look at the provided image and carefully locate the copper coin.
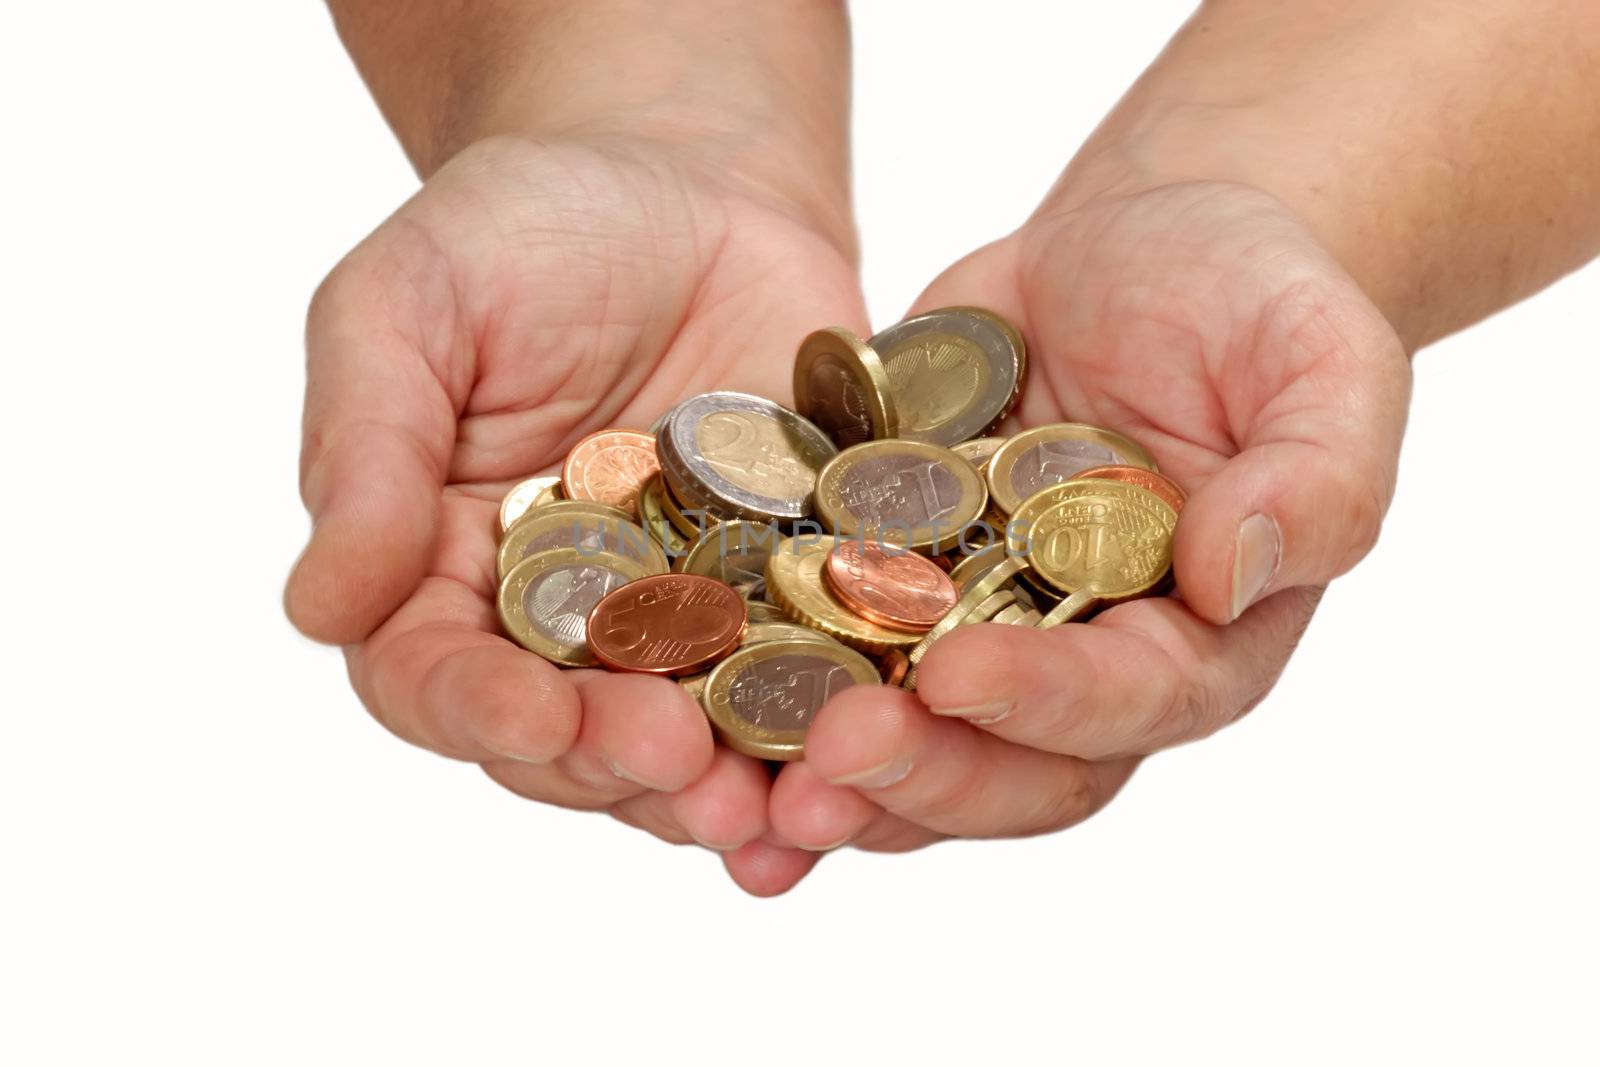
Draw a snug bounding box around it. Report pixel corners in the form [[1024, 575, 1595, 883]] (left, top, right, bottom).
[[823, 539, 959, 633], [561, 430, 660, 518], [879, 649, 911, 688], [1073, 464, 1187, 513], [586, 574, 747, 676]]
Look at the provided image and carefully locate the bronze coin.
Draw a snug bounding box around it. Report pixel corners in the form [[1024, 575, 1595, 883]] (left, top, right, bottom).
[[561, 430, 660, 518], [586, 574, 747, 676], [823, 539, 958, 632], [1073, 464, 1187, 513]]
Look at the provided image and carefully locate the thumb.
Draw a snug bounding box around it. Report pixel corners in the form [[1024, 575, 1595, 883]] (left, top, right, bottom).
[[284, 230, 466, 645], [1175, 304, 1412, 625]]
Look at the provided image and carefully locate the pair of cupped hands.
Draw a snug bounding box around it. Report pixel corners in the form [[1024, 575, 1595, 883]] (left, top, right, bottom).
[[286, 134, 1410, 895]]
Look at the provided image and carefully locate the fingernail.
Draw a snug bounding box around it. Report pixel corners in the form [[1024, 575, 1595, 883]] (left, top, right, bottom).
[[485, 745, 548, 765], [826, 756, 913, 790], [1230, 512, 1282, 620], [929, 701, 1013, 725], [690, 834, 741, 853], [606, 758, 672, 791], [798, 836, 853, 852]]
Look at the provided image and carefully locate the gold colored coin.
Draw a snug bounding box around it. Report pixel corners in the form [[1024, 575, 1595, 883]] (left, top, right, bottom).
[[993, 602, 1031, 625], [677, 520, 783, 599], [745, 600, 788, 624], [497, 508, 668, 580], [986, 423, 1158, 515], [946, 542, 1012, 590], [763, 536, 921, 653], [655, 471, 709, 538], [701, 638, 879, 761], [638, 474, 689, 558], [498, 475, 563, 535], [1015, 480, 1176, 594], [793, 327, 897, 447], [963, 589, 1017, 626], [815, 440, 988, 552], [679, 672, 710, 703], [907, 556, 1028, 666], [497, 548, 651, 666], [952, 436, 1007, 472], [1017, 479, 1177, 627], [742, 621, 838, 647]]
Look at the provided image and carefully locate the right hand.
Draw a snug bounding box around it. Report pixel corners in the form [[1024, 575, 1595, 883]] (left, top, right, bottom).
[[284, 134, 868, 895]]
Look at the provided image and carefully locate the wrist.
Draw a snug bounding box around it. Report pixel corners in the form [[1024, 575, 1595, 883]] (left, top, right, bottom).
[[421, 1, 855, 253], [1034, 104, 1437, 348]]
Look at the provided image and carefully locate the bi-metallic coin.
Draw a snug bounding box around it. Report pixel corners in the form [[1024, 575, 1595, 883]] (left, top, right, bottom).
[[793, 327, 897, 447], [869, 307, 1025, 447], [656, 392, 837, 522], [815, 439, 988, 552], [701, 639, 879, 761], [498, 547, 652, 666], [986, 423, 1157, 515]]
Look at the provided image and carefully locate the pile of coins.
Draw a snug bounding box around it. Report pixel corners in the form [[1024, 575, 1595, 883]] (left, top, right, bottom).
[[494, 308, 1185, 761]]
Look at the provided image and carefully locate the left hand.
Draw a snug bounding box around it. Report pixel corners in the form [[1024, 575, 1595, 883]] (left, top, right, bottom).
[[765, 180, 1413, 858]]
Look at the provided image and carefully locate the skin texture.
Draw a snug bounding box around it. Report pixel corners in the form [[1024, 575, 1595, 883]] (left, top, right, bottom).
[[292, 1, 1600, 895]]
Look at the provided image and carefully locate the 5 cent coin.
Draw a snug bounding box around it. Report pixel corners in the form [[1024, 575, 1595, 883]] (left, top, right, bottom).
[[586, 574, 747, 676]]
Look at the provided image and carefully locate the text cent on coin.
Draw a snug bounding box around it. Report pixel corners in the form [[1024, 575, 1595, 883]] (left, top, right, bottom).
[[1074, 464, 1187, 513], [587, 574, 747, 676]]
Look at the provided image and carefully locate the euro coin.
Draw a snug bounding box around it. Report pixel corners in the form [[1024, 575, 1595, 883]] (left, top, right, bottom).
[[907, 556, 1027, 666], [701, 639, 879, 761], [656, 391, 836, 522], [1022, 480, 1176, 598], [946, 542, 1013, 590], [814, 439, 988, 552], [638, 474, 689, 558], [764, 536, 921, 653], [497, 507, 668, 580], [1073, 464, 1187, 513], [952, 436, 1007, 472], [823, 538, 958, 632], [677, 520, 782, 599], [498, 475, 562, 534], [879, 649, 911, 688], [498, 547, 652, 666], [745, 599, 788, 624], [870, 307, 1025, 447], [986, 423, 1157, 515], [742, 621, 839, 647], [561, 429, 660, 518], [793, 327, 897, 447], [654, 471, 707, 539], [586, 574, 747, 676]]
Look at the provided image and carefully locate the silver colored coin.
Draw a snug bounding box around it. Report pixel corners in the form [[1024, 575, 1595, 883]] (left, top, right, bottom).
[[870, 308, 1024, 447], [656, 391, 837, 522]]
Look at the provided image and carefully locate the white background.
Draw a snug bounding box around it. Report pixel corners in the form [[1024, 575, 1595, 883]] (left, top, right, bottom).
[[4, 2, 1596, 1063]]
